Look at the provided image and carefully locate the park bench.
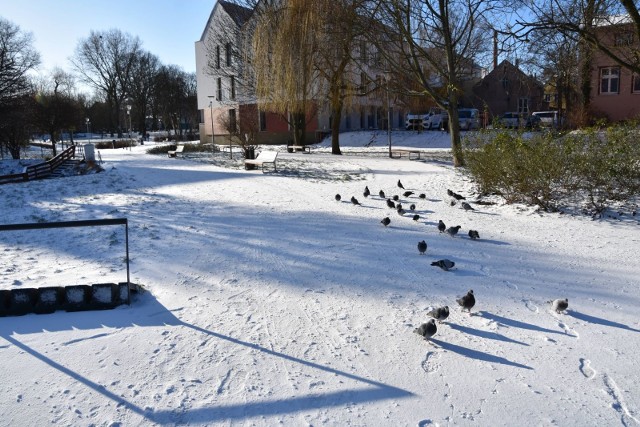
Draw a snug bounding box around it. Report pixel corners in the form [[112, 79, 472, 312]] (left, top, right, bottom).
[[168, 145, 184, 158], [390, 148, 422, 160], [244, 150, 278, 172], [289, 145, 311, 153]]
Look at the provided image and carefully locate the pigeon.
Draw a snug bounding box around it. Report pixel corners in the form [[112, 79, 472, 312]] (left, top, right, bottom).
[[461, 201, 475, 211], [431, 259, 455, 271], [450, 200, 457, 207], [351, 196, 360, 205], [393, 195, 399, 201], [412, 214, 420, 221], [453, 193, 466, 200], [414, 319, 437, 340], [551, 298, 569, 313], [427, 306, 450, 323], [446, 225, 461, 237], [397, 208, 406, 216], [397, 179, 405, 189], [447, 189, 454, 197], [335, 194, 341, 201], [364, 186, 370, 198], [419, 193, 426, 199], [379, 190, 386, 199], [417, 240, 427, 255], [386, 199, 396, 209], [396, 203, 403, 210], [409, 203, 416, 211], [437, 220, 446, 233], [381, 217, 391, 227], [468, 230, 480, 240], [403, 191, 414, 197], [457, 290, 475, 313]]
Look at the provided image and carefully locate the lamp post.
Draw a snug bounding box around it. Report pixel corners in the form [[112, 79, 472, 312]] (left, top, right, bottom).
[[85, 118, 91, 142], [385, 72, 392, 158], [208, 97, 215, 156], [126, 105, 132, 147]]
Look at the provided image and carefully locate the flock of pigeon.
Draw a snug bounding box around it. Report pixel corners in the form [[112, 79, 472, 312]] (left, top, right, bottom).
[[334, 179, 570, 344]]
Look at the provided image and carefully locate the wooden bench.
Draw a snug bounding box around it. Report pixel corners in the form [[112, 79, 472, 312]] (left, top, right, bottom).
[[168, 145, 184, 157], [391, 149, 422, 160], [244, 150, 278, 172], [290, 145, 311, 153]]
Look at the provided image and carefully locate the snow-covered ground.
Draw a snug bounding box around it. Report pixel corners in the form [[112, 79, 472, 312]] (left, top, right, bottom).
[[1, 130, 639, 426]]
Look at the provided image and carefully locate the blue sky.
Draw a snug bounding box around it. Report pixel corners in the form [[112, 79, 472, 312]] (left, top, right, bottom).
[[1, 0, 215, 75]]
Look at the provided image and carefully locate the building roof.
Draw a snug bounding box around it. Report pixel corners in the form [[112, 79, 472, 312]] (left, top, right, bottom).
[[199, 0, 254, 42]]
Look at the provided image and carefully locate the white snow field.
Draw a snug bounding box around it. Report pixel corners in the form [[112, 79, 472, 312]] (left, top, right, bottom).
[[0, 130, 639, 426]]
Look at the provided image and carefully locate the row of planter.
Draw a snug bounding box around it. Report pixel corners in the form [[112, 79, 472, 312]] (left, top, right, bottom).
[[0, 282, 133, 316]]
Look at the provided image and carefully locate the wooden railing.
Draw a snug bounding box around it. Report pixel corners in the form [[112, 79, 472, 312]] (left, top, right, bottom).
[[0, 145, 76, 184]]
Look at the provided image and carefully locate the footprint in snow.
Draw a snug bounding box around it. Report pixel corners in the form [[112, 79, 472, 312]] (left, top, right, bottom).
[[579, 358, 597, 380]]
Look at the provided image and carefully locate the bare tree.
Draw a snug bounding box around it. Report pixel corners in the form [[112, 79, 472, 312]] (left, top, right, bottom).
[[128, 51, 160, 139], [72, 29, 142, 137], [370, 0, 495, 166]]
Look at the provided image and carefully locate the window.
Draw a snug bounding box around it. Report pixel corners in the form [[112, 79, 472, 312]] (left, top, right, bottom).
[[216, 78, 223, 101], [225, 43, 232, 67], [518, 98, 529, 114], [228, 109, 237, 133], [633, 74, 640, 93], [230, 76, 236, 100], [259, 111, 267, 131], [600, 67, 620, 94], [216, 46, 220, 69]]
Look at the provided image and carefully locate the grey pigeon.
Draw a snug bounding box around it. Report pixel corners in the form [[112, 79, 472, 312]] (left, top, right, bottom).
[[409, 204, 416, 211], [438, 220, 446, 233], [468, 230, 480, 240], [396, 203, 403, 210], [427, 306, 450, 323], [431, 259, 455, 271], [397, 208, 406, 216], [351, 196, 360, 205], [335, 194, 341, 201], [446, 225, 461, 237], [419, 193, 426, 199], [393, 195, 399, 201], [551, 298, 569, 313], [381, 217, 391, 227], [414, 319, 437, 340], [462, 201, 475, 211], [412, 214, 420, 221], [386, 199, 396, 209], [364, 186, 370, 198], [457, 290, 475, 313], [417, 240, 427, 255], [403, 191, 414, 197], [379, 189, 386, 199], [397, 179, 405, 189]]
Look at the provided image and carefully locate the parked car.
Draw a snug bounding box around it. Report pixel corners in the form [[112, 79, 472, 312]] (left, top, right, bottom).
[[405, 114, 429, 131], [424, 108, 447, 130], [531, 111, 559, 127], [494, 112, 524, 128], [525, 114, 542, 129], [458, 108, 480, 130]]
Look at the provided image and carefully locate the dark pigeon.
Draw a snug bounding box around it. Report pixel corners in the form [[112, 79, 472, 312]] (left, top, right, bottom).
[[364, 186, 370, 198], [417, 240, 427, 255], [396, 203, 403, 210], [438, 220, 446, 233], [403, 191, 414, 197], [452, 191, 466, 200], [409, 204, 416, 211], [427, 306, 450, 323], [393, 195, 399, 201], [461, 201, 475, 211], [351, 196, 360, 205], [468, 230, 480, 240], [412, 214, 420, 221], [381, 217, 391, 227], [419, 193, 426, 199], [335, 194, 341, 201], [431, 259, 455, 271], [397, 208, 406, 216], [379, 190, 386, 199], [397, 179, 405, 189], [446, 225, 461, 237], [414, 319, 437, 340], [386, 199, 396, 209], [457, 290, 475, 313], [551, 298, 569, 313], [447, 189, 454, 197]]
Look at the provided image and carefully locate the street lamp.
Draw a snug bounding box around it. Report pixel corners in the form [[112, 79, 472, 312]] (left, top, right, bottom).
[[384, 72, 392, 158], [208, 97, 215, 157], [85, 118, 91, 142]]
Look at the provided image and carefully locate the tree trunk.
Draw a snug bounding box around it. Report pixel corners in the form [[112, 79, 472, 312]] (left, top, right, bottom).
[[331, 102, 343, 155]]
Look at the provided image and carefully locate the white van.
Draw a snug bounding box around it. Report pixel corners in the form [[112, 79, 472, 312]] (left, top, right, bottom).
[[458, 108, 480, 130], [531, 111, 559, 127]]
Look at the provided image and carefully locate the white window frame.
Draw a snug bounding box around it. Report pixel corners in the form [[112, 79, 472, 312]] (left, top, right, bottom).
[[518, 97, 529, 114], [600, 67, 620, 94]]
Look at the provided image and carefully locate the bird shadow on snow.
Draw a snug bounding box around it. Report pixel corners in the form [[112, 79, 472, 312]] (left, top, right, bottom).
[[429, 338, 533, 370], [0, 292, 413, 424], [446, 322, 529, 346], [477, 311, 566, 336], [566, 310, 640, 333]]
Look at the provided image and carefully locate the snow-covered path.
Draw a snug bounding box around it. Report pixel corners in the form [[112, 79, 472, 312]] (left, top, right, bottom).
[[1, 138, 639, 426]]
